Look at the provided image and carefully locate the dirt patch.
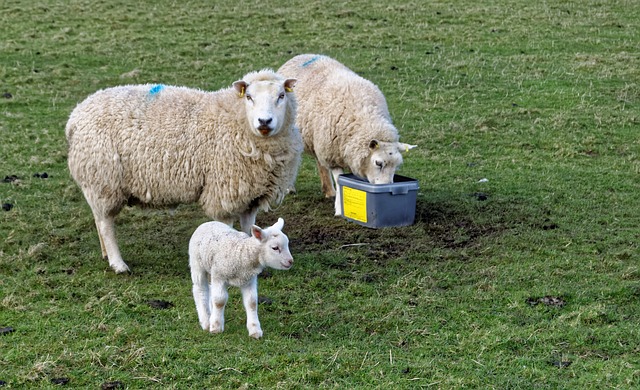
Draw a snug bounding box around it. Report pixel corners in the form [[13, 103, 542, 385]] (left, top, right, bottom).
[[2, 175, 19, 183], [0, 327, 15, 335], [261, 192, 550, 262], [101, 381, 124, 390], [527, 296, 567, 307], [278, 198, 506, 261], [147, 300, 173, 309], [51, 378, 70, 385]]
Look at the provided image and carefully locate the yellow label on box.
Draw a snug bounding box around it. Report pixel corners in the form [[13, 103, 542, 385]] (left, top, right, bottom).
[[342, 186, 367, 223]]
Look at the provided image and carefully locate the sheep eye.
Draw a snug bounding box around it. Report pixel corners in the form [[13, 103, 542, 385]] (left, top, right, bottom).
[[271, 246, 280, 252], [246, 95, 253, 102], [277, 93, 285, 101]]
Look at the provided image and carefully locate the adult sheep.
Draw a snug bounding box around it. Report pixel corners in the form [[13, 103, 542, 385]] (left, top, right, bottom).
[[66, 70, 301, 273], [278, 54, 417, 216]]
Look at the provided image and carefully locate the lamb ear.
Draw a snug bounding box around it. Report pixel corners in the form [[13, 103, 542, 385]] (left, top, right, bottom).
[[369, 139, 380, 150], [284, 79, 296, 93], [251, 225, 264, 241], [233, 80, 248, 97], [398, 143, 418, 153], [273, 217, 285, 231]]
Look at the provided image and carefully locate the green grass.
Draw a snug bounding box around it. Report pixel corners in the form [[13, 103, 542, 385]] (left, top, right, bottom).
[[1, 0, 639, 388]]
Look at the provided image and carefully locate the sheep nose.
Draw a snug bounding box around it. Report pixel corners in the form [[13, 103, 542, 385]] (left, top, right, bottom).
[[258, 118, 272, 126]]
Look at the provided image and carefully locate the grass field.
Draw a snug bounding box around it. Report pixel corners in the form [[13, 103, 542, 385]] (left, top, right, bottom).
[[1, 0, 639, 388]]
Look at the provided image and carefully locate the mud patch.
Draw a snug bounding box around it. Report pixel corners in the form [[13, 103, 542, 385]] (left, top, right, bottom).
[[51, 377, 70, 385], [550, 360, 572, 368], [2, 175, 19, 183], [147, 300, 173, 309], [527, 296, 566, 307], [101, 381, 124, 389], [267, 192, 549, 262], [0, 327, 15, 335]]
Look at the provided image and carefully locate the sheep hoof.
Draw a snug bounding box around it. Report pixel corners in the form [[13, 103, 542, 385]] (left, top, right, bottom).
[[209, 322, 223, 333], [112, 263, 131, 274], [249, 331, 263, 339]]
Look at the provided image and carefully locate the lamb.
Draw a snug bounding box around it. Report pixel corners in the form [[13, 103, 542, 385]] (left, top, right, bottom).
[[189, 217, 293, 339], [278, 54, 417, 216], [66, 70, 301, 273]]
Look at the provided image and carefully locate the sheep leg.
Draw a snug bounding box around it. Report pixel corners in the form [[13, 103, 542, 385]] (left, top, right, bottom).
[[240, 276, 263, 339], [317, 161, 335, 198], [191, 264, 211, 330], [331, 168, 345, 216], [208, 280, 228, 334], [239, 208, 259, 236], [93, 214, 130, 274], [93, 219, 107, 259], [218, 218, 235, 229]]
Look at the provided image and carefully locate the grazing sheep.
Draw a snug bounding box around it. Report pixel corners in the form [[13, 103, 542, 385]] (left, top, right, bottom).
[[66, 70, 301, 273], [278, 54, 417, 215], [189, 218, 293, 339]]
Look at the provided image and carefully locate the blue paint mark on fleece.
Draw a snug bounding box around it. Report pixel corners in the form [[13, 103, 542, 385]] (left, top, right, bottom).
[[149, 84, 164, 96], [301, 55, 322, 68]]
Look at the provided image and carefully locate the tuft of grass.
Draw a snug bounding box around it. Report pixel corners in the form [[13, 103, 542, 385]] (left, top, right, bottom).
[[1, 0, 639, 388]]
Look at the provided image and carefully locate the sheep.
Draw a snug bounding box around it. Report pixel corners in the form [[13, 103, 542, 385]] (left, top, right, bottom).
[[189, 217, 293, 339], [66, 70, 301, 273], [278, 54, 417, 216]]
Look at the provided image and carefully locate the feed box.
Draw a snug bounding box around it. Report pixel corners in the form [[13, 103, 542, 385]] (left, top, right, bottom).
[[338, 174, 419, 228]]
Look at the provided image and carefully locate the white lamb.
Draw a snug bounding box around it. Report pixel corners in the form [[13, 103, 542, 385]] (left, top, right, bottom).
[[66, 70, 301, 273], [189, 217, 293, 339], [278, 54, 417, 215]]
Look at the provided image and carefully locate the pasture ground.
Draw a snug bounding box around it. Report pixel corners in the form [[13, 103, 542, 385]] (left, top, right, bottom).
[[1, 0, 638, 388]]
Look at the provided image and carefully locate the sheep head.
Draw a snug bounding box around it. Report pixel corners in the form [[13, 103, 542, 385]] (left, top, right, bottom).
[[363, 139, 417, 184], [234, 71, 297, 138], [251, 217, 293, 270]]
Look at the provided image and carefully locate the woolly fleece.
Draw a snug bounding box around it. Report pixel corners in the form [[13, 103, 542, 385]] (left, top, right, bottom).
[[278, 54, 400, 179], [66, 70, 301, 271]]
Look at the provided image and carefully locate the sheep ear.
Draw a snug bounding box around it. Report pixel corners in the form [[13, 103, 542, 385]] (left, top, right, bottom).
[[369, 139, 380, 150], [284, 79, 297, 93], [233, 81, 248, 98], [251, 225, 264, 241], [398, 143, 417, 153], [273, 218, 285, 231]]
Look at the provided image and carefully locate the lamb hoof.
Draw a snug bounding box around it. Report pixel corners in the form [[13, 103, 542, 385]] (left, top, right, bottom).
[[111, 263, 131, 274], [249, 331, 263, 339], [209, 323, 223, 334]]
